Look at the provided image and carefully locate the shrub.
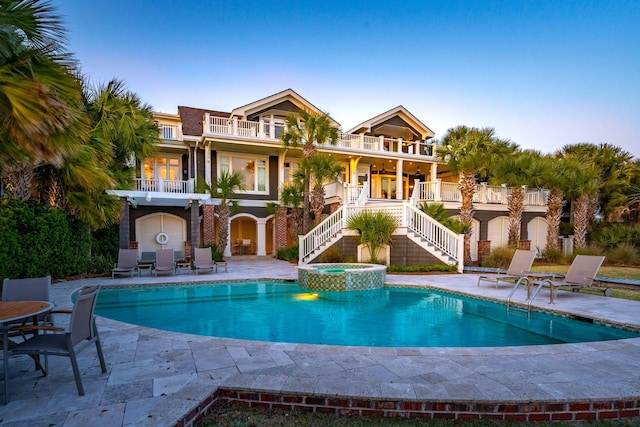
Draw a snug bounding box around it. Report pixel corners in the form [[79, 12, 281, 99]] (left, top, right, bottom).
[[481, 246, 515, 269], [87, 254, 114, 275], [605, 243, 640, 266], [277, 244, 299, 262], [0, 198, 92, 279], [204, 243, 225, 261], [419, 202, 470, 234], [319, 246, 343, 263], [590, 223, 640, 250], [387, 264, 457, 273], [542, 248, 565, 264]]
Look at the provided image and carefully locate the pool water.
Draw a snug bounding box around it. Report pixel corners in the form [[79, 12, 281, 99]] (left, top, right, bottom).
[[94, 281, 638, 347]]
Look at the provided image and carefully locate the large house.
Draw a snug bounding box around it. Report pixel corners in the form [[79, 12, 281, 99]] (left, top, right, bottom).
[[108, 89, 548, 270]]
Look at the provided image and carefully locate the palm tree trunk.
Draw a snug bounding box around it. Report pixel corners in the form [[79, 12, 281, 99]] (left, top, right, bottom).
[[459, 171, 476, 264], [573, 193, 590, 249], [545, 188, 565, 251], [507, 186, 525, 247], [217, 203, 230, 254]]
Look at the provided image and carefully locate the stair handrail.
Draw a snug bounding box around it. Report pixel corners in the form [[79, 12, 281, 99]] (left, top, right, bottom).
[[298, 206, 344, 264], [405, 203, 464, 271], [356, 181, 369, 206]]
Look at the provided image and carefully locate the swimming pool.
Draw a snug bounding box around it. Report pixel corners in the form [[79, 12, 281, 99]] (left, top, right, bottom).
[[94, 281, 638, 347]]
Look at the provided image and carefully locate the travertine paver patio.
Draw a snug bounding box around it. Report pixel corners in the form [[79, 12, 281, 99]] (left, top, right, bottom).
[[1, 257, 639, 426]]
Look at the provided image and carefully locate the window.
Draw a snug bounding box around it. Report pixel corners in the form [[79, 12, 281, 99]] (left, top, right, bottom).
[[142, 155, 182, 191], [283, 162, 299, 185], [219, 154, 268, 193]]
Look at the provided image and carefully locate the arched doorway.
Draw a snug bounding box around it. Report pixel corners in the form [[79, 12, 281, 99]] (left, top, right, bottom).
[[230, 215, 257, 255]]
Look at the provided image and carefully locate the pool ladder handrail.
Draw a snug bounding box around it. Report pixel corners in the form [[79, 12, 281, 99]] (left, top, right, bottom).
[[506, 275, 530, 313]]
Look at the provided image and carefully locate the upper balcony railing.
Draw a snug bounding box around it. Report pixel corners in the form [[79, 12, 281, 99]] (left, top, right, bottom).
[[414, 181, 548, 207], [204, 114, 437, 158], [158, 124, 183, 142], [135, 178, 195, 193]]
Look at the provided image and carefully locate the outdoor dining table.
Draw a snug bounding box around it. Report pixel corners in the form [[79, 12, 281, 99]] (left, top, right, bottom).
[[1, 300, 53, 404]]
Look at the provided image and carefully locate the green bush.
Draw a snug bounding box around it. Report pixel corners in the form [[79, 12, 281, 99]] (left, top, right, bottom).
[[387, 264, 457, 273], [277, 244, 299, 262], [481, 246, 516, 269], [418, 202, 470, 234], [591, 223, 640, 250], [204, 243, 225, 261], [605, 243, 640, 266], [559, 222, 574, 236], [542, 248, 565, 264], [0, 198, 92, 279], [319, 246, 343, 263]]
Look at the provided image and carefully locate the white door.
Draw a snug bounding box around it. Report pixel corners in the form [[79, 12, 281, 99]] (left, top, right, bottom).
[[487, 216, 510, 249], [527, 216, 548, 256], [136, 213, 186, 253]]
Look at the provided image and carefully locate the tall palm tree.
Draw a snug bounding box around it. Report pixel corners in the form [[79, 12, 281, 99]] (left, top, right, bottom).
[[280, 178, 305, 239], [307, 153, 344, 226], [436, 126, 517, 263], [207, 170, 245, 254], [0, 0, 88, 168], [492, 150, 543, 247], [279, 109, 339, 233], [560, 158, 599, 249]]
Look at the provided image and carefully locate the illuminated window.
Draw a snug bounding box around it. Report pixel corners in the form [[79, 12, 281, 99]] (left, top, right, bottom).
[[218, 154, 268, 193]]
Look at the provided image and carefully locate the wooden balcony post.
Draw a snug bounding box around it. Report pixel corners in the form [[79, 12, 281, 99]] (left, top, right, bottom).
[[203, 113, 210, 134]]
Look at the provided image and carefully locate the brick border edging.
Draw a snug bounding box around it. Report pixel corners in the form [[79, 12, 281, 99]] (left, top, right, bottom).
[[176, 388, 640, 426]]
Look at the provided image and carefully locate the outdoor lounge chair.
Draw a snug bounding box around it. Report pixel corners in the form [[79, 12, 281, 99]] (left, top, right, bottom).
[[111, 249, 139, 278], [154, 248, 175, 276], [6, 285, 107, 399], [477, 249, 536, 288], [531, 255, 606, 304], [194, 247, 215, 275]]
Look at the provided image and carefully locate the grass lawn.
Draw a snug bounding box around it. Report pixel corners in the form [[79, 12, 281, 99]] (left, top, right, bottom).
[[530, 264, 640, 301]]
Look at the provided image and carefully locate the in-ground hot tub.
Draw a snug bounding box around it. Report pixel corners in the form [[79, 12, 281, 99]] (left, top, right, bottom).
[[297, 263, 386, 292]]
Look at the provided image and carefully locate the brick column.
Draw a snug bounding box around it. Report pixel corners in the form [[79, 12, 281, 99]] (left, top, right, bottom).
[[477, 240, 491, 264], [184, 241, 193, 262], [190, 200, 200, 258], [275, 207, 288, 253], [518, 240, 531, 250], [202, 204, 216, 247]]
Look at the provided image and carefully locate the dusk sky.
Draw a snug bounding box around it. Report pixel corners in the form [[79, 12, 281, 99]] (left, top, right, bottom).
[[56, 0, 639, 158]]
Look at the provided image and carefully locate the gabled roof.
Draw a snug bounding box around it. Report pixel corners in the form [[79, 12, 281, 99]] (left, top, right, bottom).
[[178, 106, 229, 137], [230, 89, 340, 128], [347, 106, 434, 140]]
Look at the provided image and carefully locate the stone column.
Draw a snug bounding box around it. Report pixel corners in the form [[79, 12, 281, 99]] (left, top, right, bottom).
[[256, 218, 267, 256], [119, 197, 130, 249]]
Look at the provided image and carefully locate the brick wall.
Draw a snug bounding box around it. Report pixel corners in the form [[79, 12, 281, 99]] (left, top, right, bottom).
[[202, 205, 216, 246], [275, 207, 288, 253]]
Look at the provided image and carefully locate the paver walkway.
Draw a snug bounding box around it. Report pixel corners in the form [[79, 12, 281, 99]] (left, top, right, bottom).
[[1, 257, 639, 426]]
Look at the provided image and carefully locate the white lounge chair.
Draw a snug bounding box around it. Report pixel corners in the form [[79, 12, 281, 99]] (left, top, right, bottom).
[[531, 255, 606, 304], [194, 247, 215, 275], [477, 249, 536, 288], [111, 249, 139, 278]]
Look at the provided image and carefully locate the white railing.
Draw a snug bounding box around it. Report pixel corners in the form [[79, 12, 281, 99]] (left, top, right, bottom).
[[204, 113, 436, 158], [298, 201, 463, 270], [159, 124, 181, 141], [135, 178, 195, 193], [299, 207, 344, 263], [414, 181, 548, 207], [406, 203, 463, 266]]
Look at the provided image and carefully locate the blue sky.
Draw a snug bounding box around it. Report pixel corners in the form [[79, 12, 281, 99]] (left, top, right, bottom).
[[56, 0, 639, 158]]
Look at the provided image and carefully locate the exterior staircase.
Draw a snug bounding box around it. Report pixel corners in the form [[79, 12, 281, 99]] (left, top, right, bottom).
[[298, 183, 464, 272]]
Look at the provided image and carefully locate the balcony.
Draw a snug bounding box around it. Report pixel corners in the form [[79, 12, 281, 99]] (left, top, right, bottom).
[[158, 124, 183, 142], [413, 181, 548, 207], [136, 178, 195, 193], [204, 114, 436, 158]]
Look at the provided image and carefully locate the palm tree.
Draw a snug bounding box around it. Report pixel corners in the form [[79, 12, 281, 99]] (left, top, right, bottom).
[[492, 150, 543, 247], [280, 179, 304, 239], [204, 170, 245, 254], [0, 0, 88, 168], [560, 158, 599, 249], [345, 210, 398, 264], [436, 126, 517, 263], [279, 109, 339, 233], [307, 153, 344, 226]]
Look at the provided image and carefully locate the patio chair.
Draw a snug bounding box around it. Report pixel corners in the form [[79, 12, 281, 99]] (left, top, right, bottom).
[[154, 248, 175, 276], [531, 255, 606, 304], [111, 249, 139, 278], [194, 247, 215, 275], [477, 249, 536, 288], [2, 275, 56, 334], [6, 285, 107, 398]]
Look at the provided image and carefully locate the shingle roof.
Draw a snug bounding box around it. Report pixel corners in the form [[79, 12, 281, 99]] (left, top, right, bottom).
[[177, 106, 229, 136]]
